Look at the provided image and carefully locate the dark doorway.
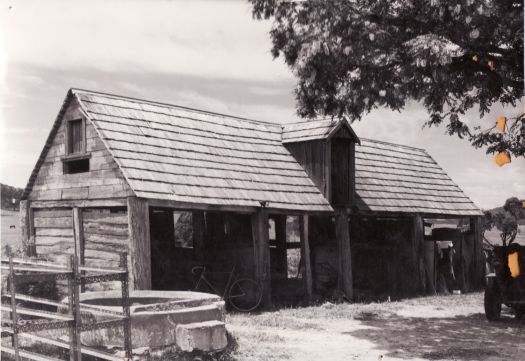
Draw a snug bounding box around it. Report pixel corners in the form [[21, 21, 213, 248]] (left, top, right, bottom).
[[149, 207, 176, 290]]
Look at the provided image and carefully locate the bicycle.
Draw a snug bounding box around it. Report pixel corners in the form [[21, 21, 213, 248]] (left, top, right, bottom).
[[191, 265, 262, 312]]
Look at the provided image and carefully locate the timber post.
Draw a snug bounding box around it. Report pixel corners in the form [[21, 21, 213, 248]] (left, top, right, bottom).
[[335, 209, 353, 300], [127, 197, 151, 290], [411, 214, 426, 294], [299, 215, 313, 300], [251, 208, 271, 307], [20, 200, 36, 256], [72, 208, 85, 292], [471, 216, 484, 289]]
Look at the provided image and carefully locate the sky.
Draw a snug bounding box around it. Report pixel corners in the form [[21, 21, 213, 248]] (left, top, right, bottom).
[[0, 0, 523, 210]]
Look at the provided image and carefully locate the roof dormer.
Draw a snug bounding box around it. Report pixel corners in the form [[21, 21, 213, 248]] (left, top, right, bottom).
[[282, 118, 360, 207]]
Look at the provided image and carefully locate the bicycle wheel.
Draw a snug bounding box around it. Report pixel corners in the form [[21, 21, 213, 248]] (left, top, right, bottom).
[[228, 278, 262, 312]]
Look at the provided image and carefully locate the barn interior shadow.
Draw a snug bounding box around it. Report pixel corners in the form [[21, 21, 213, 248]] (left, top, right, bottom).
[[344, 312, 524, 360]]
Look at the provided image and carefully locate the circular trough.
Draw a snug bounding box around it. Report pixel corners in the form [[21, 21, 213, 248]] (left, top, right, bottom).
[[67, 290, 225, 349]]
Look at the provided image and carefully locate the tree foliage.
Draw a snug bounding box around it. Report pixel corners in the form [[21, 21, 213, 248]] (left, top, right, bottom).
[[249, 0, 524, 156], [483, 197, 525, 246]]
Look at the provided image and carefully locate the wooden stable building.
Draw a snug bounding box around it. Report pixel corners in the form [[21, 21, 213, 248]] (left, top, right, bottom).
[[20, 89, 484, 305]]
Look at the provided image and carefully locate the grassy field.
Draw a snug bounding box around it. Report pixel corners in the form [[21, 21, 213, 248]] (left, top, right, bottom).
[[224, 293, 524, 361], [1, 209, 21, 253]]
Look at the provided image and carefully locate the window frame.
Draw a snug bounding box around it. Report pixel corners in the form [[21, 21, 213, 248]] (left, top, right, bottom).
[[66, 117, 86, 155]]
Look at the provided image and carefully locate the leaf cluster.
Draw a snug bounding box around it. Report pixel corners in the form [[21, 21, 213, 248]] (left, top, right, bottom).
[[249, 0, 524, 156]]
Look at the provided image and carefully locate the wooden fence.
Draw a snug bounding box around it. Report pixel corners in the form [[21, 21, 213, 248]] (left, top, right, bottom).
[[1, 253, 132, 361]]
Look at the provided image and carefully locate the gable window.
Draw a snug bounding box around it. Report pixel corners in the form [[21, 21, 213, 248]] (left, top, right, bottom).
[[62, 118, 90, 174], [68, 119, 84, 154]]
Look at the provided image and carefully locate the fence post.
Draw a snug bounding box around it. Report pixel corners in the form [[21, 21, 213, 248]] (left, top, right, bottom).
[[68, 254, 82, 361], [120, 252, 132, 359], [8, 256, 20, 361]]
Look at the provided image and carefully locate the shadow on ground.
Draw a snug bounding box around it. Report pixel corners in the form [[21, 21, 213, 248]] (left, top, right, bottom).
[[346, 312, 524, 360]]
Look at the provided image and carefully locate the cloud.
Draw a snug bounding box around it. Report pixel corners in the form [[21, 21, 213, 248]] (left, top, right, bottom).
[[4, 0, 290, 82]]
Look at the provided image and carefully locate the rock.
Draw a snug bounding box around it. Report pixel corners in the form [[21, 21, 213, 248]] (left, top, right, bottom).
[[175, 320, 227, 352]]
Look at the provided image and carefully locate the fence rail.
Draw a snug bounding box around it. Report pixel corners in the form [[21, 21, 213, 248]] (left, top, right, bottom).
[[1, 252, 132, 361]]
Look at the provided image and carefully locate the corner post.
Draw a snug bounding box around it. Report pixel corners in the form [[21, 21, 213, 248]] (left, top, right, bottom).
[[20, 200, 36, 256], [252, 208, 271, 307], [127, 197, 151, 290], [411, 213, 426, 294], [335, 209, 353, 300], [299, 215, 313, 300]]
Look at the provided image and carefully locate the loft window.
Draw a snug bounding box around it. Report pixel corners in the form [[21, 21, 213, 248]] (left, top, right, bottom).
[[62, 118, 90, 174], [68, 119, 84, 154]]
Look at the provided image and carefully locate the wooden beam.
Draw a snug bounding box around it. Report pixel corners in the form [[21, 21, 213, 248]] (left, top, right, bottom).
[[335, 209, 353, 300], [127, 197, 151, 290], [72, 208, 85, 292], [30, 198, 127, 209], [299, 215, 313, 300], [251, 209, 271, 307], [411, 214, 426, 294]]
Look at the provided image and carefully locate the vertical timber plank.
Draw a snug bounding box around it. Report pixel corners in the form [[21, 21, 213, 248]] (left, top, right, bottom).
[[412, 214, 426, 294], [299, 215, 313, 300], [335, 209, 353, 300], [127, 197, 151, 290], [251, 209, 271, 307], [72, 208, 85, 292], [19, 200, 30, 256], [324, 141, 332, 202]]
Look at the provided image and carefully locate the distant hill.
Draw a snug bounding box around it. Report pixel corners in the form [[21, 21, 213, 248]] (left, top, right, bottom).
[[1, 183, 24, 211]]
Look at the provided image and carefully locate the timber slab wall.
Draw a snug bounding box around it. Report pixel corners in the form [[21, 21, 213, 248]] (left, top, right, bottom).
[[27, 98, 133, 202]]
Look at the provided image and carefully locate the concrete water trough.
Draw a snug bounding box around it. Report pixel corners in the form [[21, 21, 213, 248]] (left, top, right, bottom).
[[68, 290, 226, 349]]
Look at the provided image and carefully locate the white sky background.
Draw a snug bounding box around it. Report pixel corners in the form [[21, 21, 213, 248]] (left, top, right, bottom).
[[0, 0, 523, 209]]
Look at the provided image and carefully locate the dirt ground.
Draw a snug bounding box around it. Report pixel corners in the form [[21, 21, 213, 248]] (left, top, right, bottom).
[[226, 292, 524, 361]]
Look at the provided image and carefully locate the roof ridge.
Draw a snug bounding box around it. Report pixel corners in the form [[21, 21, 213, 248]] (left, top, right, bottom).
[[70, 88, 282, 129], [360, 137, 426, 152], [283, 117, 337, 126]]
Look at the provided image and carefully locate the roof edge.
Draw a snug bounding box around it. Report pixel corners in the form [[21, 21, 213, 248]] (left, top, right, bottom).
[[71, 88, 282, 130], [21, 89, 75, 200]]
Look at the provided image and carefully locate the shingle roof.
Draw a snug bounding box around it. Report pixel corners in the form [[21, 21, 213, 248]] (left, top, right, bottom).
[[282, 118, 359, 143], [354, 139, 482, 216], [73, 89, 333, 212], [24, 89, 482, 217]]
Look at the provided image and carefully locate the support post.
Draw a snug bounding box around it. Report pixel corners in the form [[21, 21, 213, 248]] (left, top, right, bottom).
[[251, 208, 271, 307], [411, 214, 426, 294], [193, 211, 206, 261], [471, 216, 484, 290], [299, 215, 313, 300], [273, 215, 288, 276], [72, 208, 85, 292], [127, 197, 151, 290], [335, 209, 353, 300], [119, 253, 132, 359], [20, 201, 36, 256], [8, 256, 20, 361]]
